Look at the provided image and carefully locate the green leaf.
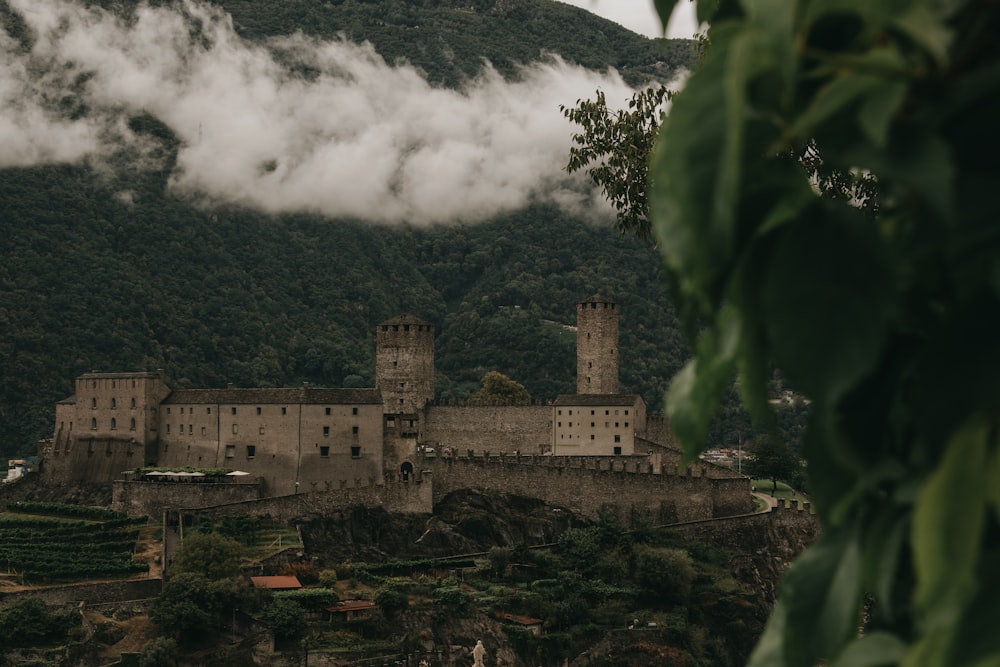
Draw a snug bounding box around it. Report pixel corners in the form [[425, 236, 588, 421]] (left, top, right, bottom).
[[766, 527, 864, 665], [758, 207, 895, 405], [830, 632, 906, 667], [858, 79, 907, 148], [890, 4, 953, 66], [911, 419, 988, 624], [665, 305, 741, 465]]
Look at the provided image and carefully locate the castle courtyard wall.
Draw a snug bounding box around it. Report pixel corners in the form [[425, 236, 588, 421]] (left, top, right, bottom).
[[112, 479, 263, 518], [421, 405, 551, 455]]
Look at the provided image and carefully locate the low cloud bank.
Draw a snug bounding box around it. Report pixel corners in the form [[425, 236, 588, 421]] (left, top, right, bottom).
[[1, 0, 648, 224]]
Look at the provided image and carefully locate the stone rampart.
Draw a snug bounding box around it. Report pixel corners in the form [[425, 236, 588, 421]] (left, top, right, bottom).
[[112, 480, 263, 518], [176, 475, 433, 523], [421, 405, 551, 455], [0, 578, 162, 608], [425, 456, 753, 523]]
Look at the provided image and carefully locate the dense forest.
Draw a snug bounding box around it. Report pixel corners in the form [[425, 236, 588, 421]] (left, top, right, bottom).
[[0, 0, 787, 460]]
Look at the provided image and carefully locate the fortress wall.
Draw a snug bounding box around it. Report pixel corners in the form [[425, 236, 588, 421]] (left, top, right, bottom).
[[40, 438, 144, 485], [643, 413, 678, 449], [426, 457, 754, 523], [175, 476, 433, 523], [421, 405, 551, 454], [660, 502, 820, 550], [111, 480, 263, 518], [0, 578, 162, 609]]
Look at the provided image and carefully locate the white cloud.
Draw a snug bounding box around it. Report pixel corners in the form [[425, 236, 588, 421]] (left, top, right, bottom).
[[0, 0, 656, 225]]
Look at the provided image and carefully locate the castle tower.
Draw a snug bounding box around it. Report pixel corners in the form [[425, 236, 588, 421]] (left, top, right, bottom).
[[576, 295, 619, 394], [375, 314, 435, 413]]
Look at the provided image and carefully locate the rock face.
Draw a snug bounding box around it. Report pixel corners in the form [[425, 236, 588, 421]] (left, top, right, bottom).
[[301, 489, 585, 562]]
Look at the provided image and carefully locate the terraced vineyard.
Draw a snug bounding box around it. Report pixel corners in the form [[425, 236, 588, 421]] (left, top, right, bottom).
[[0, 502, 150, 584]]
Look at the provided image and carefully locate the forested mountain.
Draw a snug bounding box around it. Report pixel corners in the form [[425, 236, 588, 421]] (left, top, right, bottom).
[[0, 0, 699, 458]]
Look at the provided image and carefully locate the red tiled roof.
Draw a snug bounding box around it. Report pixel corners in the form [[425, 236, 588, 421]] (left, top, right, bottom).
[[326, 600, 377, 613], [250, 575, 302, 590]]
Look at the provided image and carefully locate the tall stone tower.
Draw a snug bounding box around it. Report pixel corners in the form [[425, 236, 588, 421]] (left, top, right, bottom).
[[375, 314, 435, 413], [576, 295, 619, 394]]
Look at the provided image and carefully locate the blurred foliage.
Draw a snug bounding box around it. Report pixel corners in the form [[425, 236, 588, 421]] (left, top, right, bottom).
[[649, 0, 1000, 665]]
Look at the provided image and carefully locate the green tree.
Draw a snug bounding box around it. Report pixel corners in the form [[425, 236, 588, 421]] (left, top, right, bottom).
[[258, 598, 306, 644], [149, 572, 215, 635], [0, 597, 75, 648], [742, 438, 799, 497], [645, 1, 1000, 666], [634, 546, 695, 606], [171, 532, 242, 580], [561, 86, 673, 240], [469, 370, 531, 406], [138, 637, 178, 667]]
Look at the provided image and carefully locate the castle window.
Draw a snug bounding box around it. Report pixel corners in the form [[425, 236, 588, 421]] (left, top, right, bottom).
[[625, 410, 629, 415], [320, 446, 330, 458], [111, 398, 117, 409], [256, 407, 262, 415], [91, 418, 97, 430], [232, 407, 237, 415], [130, 418, 136, 431], [614, 435, 621, 443], [615, 422, 619, 428], [381, 325, 387, 331], [588, 362, 592, 369], [225, 445, 234, 458], [201, 427, 206, 435], [189, 424, 193, 435], [606, 410, 610, 415], [590, 434, 595, 440], [93, 381, 97, 388], [132, 380, 136, 388], [323, 426, 330, 436], [91, 398, 97, 409], [591, 410, 595, 415], [207, 407, 211, 414], [350, 446, 361, 458], [591, 422, 595, 427], [180, 407, 184, 414], [558, 422, 562, 427], [166, 407, 171, 414], [166, 424, 170, 433], [615, 410, 619, 416], [179, 424, 184, 433], [131, 398, 136, 409], [614, 446, 622, 456], [557, 410, 562, 415], [586, 377, 591, 384], [232, 424, 238, 434], [281, 407, 287, 415], [625, 422, 629, 428], [569, 410, 573, 415], [259, 426, 265, 435], [352, 426, 359, 435], [352, 407, 358, 415], [325, 407, 331, 416], [112, 381, 116, 388], [605, 422, 610, 428], [404, 324, 410, 331], [246, 445, 256, 458]]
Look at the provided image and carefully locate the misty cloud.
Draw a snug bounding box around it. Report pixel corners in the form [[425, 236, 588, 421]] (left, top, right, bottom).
[[0, 0, 651, 224]]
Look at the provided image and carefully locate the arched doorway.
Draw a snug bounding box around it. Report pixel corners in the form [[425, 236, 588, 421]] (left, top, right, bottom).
[[400, 461, 414, 481]]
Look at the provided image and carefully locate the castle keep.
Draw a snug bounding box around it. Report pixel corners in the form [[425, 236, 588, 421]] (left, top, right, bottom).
[[41, 295, 750, 520]]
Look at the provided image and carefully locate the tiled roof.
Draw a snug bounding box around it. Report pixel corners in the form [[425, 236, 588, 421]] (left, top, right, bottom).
[[78, 371, 163, 380], [327, 600, 377, 612], [553, 394, 643, 407], [496, 611, 544, 626], [163, 387, 382, 405], [250, 575, 302, 590]]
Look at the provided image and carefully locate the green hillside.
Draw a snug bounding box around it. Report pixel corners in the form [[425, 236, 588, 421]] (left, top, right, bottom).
[[0, 0, 699, 458]]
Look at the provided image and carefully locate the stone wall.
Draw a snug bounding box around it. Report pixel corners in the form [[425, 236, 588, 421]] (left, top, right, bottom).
[[112, 479, 264, 518], [176, 475, 433, 523], [0, 578, 162, 608], [421, 405, 552, 455], [425, 456, 753, 523], [40, 437, 145, 485]]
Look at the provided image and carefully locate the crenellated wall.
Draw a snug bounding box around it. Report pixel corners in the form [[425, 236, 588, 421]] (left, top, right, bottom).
[[424, 455, 753, 523], [164, 474, 433, 523]]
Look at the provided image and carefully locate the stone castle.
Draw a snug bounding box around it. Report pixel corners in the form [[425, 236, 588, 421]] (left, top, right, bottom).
[[39, 294, 750, 521]]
